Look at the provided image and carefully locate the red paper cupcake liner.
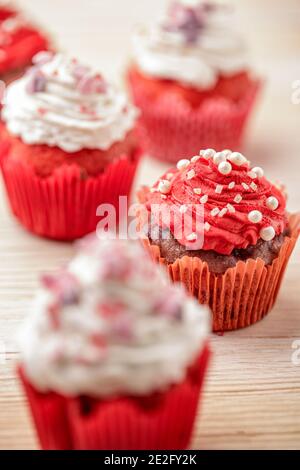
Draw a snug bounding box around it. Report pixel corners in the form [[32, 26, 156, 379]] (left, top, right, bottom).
[[18, 345, 210, 450], [0, 146, 141, 241], [137, 189, 300, 331], [129, 72, 261, 163]]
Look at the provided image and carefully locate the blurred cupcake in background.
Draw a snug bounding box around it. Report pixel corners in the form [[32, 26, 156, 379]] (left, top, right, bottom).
[[18, 237, 210, 450], [0, 1, 49, 84], [0, 53, 141, 240], [128, 0, 261, 162], [138, 149, 300, 331]]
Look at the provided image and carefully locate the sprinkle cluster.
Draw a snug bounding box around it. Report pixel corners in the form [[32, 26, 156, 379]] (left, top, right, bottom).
[[156, 148, 284, 244], [162, 1, 219, 44], [41, 239, 186, 361]]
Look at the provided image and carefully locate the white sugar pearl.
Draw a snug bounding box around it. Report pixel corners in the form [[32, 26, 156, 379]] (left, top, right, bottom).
[[218, 161, 232, 175], [213, 152, 227, 165], [191, 155, 200, 163], [252, 167, 264, 178], [260, 226, 275, 241], [228, 152, 247, 166], [177, 159, 190, 171], [158, 180, 171, 194], [248, 210, 263, 223], [200, 148, 215, 159], [266, 196, 279, 210]]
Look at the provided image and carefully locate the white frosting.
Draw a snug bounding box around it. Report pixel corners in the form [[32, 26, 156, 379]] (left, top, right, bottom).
[[132, 2, 249, 90], [19, 237, 210, 398], [2, 53, 138, 152]]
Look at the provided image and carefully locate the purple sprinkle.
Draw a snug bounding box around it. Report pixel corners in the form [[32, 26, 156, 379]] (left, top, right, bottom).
[[26, 70, 47, 94]]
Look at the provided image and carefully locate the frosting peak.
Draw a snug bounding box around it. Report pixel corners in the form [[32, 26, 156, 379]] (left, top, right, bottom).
[[132, 1, 249, 90], [2, 53, 138, 152], [145, 149, 288, 255], [19, 237, 209, 397]]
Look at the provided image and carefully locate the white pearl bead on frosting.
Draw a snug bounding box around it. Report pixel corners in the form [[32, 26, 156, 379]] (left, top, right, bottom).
[[252, 167, 264, 178], [266, 196, 279, 210], [218, 161, 232, 175], [260, 226, 275, 241], [177, 159, 190, 171], [200, 149, 215, 159], [248, 210, 263, 223], [213, 152, 227, 165], [228, 152, 247, 166], [158, 180, 171, 194]]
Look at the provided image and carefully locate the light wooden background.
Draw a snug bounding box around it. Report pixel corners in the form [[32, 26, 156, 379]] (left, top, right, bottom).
[[0, 0, 299, 450]]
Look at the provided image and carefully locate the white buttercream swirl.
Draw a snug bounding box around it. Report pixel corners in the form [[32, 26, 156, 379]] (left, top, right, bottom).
[[19, 237, 210, 398], [2, 53, 138, 152], [132, 2, 249, 90]]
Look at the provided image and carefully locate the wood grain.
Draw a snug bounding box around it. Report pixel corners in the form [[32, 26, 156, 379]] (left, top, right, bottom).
[[0, 0, 299, 450]]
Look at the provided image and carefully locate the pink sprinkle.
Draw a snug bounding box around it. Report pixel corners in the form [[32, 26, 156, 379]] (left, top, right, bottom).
[[38, 107, 47, 116], [77, 74, 107, 95]]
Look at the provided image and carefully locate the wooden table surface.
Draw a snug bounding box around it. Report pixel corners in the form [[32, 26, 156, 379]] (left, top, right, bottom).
[[0, 0, 299, 450]]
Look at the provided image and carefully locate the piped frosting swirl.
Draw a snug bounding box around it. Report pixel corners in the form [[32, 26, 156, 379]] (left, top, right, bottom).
[[132, 1, 249, 90], [19, 237, 209, 397], [2, 53, 138, 152], [145, 149, 288, 255]]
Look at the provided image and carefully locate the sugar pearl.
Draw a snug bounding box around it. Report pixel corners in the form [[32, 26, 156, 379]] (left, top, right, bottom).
[[248, 171, 257, 179], [200, 194, 208, 204], [234, 194, 242, 204], [158, 180, 171, 194], [211, 208, 220, 217], [187, 169, 196, 180], [213, 152, 227, 165], [191, 155, 200, 163], [177, 159, 190, 171], [227, 203, 236, 214], [252, 167, 264, 178], [200, 148, 215, 159], [193, 188, 202, 195], [260, 226, 275, 241], [228, 152, 247, 166], [187, 233, 197, 241], [218, 208, 228, 218], [248, 210, 263, 223], [215, 184, 223, 194], [266, 196, 279, 210], [218, 161, 232, 175]]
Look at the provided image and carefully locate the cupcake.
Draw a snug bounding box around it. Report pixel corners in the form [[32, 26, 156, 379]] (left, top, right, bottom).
[[0, 53, 141, 240], [138, 149, 300, 331], [18, 236, 210, 450], [0, 2, 49, 84], [128, 0, 261, 162]]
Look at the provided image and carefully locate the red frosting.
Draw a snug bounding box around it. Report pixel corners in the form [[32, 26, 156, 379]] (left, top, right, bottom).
[[0, 7, 48, 75], [145, 152, 287, 255]]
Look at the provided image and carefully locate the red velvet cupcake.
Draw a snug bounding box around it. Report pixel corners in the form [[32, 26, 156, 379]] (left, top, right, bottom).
[[18, 237, 210, 450], [0, 3, 49, 84], [138, 149, 300, 331], [128, 1, 261, 162], [0, 53, 141, 240]]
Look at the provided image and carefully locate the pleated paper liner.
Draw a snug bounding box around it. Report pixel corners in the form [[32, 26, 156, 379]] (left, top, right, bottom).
[[137, 193, 299, 331], [18, 345, 210, 450], [129, 71, 261, 163], [0, 146, 141, 241]]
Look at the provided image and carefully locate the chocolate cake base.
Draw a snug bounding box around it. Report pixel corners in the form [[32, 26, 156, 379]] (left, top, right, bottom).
[[148, 226, 290, 274]]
